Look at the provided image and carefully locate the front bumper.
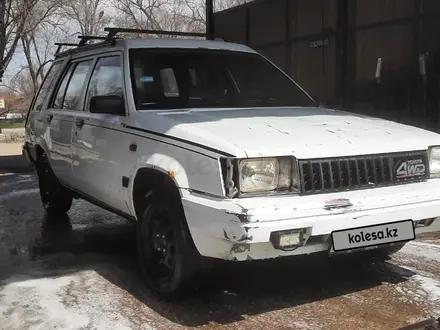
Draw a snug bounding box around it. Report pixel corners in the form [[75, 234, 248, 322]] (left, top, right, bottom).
[[182, 180, 440, 261]]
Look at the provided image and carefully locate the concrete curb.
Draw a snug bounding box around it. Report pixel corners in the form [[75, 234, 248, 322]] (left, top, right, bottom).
[[0, 128, 25, 143], [0, 133, 25, 143]]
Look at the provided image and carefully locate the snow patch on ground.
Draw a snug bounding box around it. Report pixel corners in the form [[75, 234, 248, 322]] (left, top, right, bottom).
[[0, 188, 39, 201], [398, 241, 440, 263], [411, 274, 440, 315], [392, 245, 440, 317], [0, 270, 155, 330], [397, 270, 440, 316]]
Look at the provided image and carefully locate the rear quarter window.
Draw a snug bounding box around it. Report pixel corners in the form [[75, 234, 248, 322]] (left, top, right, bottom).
[[31, 62, 63, 112]]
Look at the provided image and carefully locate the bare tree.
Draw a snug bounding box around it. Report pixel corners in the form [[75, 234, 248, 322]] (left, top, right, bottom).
[[112, 0, 168, 32], [113, 0, 250, 36], [214, 0, 251, 11], [0, 0, 59, 81], [175, 0, 205, 31], [61, 0, 111, 36], [8, 68, 35, 112], [21, 21, 63, 92], [20, 0, 110, 93]]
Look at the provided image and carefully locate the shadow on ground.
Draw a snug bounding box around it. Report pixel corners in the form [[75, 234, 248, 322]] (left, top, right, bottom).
[[1, 210, 417, 328], [0, 154, 33, 173]]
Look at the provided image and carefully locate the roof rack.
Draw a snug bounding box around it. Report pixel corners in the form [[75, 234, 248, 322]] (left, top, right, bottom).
[[54, 27, 215, 57], [103, 27, 208, 42], [77, 35, 107, 46], [55, 42, 78, 55]]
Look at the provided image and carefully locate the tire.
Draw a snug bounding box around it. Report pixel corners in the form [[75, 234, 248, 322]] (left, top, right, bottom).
[[137, 189, 204, 301], [36, 153, 73, 216]]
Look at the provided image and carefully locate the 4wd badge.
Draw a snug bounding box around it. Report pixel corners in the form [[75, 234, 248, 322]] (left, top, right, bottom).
[[395, 159, 426, 179]]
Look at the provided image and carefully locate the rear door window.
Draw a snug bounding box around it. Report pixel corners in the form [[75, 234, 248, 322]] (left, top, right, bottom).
[[62, 60, 93, 110], [52, 64, 75, 109], [52, 60, 93, 110]]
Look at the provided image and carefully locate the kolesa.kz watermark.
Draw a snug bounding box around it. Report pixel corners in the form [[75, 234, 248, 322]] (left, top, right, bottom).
[[348, 227, 398, 244]]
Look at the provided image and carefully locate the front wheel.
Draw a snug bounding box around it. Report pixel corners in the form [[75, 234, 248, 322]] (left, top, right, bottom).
[[36, 153, 73, 216], [137, 190, 205, 301]]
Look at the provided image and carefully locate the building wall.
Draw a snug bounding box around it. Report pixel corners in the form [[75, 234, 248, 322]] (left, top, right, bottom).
[[248, 0, 285, 47], [355, 0, 413, 26], [214, 7, 247, 44]]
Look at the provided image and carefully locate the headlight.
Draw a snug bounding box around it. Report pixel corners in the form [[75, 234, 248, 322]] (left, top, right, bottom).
[[429, 147, 440, 178], [238, 157, 298, 193]]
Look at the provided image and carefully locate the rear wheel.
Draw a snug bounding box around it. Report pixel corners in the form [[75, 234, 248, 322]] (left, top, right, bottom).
[[36, 153, 73, 216], [137, 190, 205, 301]]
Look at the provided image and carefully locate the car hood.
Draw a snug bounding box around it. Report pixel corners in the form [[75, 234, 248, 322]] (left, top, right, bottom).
[[141, 107, 440, 159]]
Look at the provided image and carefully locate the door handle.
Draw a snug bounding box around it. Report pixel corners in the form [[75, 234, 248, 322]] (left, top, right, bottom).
[[75, 118, 85, 128], [47, 114, 53, 123]]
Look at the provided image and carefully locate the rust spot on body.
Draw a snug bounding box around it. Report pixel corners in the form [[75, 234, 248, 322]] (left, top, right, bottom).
[[225, 207, 251, 223], [231, 243, 250, 254], [237, 234, 252, 242]]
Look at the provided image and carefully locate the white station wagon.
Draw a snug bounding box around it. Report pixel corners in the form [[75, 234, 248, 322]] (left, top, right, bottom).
[[23, 28, 440, 300]]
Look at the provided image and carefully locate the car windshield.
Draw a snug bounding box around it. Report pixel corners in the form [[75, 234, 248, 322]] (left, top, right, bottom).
[[129, 48, 316, 110]]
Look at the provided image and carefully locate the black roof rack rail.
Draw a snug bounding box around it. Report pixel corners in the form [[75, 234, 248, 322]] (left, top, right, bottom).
[[55, 42, 78, 55], [54, 34, 113, 58], [54, 35, 107, 55], [55, 41, 112, 58], [54, 27, 218, 58], [103, 27, 208, 42], [77, 35, 107, 46]]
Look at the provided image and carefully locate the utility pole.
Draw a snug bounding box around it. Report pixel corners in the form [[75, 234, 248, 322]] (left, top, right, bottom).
[[206, 0, 214, 40], [336, 0, 350, 108]]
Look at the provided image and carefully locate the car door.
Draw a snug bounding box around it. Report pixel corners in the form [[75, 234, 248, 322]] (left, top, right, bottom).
[[71, 54, 131, 213], [25, 61, 63, 157], [46, 59, 94, 186]]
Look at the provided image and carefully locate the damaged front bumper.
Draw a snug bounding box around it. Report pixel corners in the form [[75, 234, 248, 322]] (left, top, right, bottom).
[[182, 180, 440, 261]]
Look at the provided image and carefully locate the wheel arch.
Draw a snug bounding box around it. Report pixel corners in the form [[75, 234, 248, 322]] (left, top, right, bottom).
[[131, 165, 184, 221], [35, 144, 46, 159], [32, 143, 57, 176]]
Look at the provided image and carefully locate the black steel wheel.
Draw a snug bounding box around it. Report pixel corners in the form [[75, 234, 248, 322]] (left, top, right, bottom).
[[145, 207, 177, 283], [36, 153, 73, 216], [137, 190, 203, 301]]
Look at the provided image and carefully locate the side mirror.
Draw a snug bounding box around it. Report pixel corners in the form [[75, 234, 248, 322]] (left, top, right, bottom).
[[90, 95, 125, 115]]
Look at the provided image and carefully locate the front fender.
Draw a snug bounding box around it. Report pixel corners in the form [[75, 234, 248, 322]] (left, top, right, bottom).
[[134, 153, 190, 188], [126, 153, 190, 216], [127, 151, 225, 216]]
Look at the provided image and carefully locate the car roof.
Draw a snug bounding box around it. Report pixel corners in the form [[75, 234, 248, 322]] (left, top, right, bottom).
[[122, 38, 256, 53], [55, 38, 257, 60]]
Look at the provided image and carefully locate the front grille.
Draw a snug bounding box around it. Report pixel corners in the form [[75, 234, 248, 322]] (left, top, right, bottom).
[[299, 151, 428, 194]]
